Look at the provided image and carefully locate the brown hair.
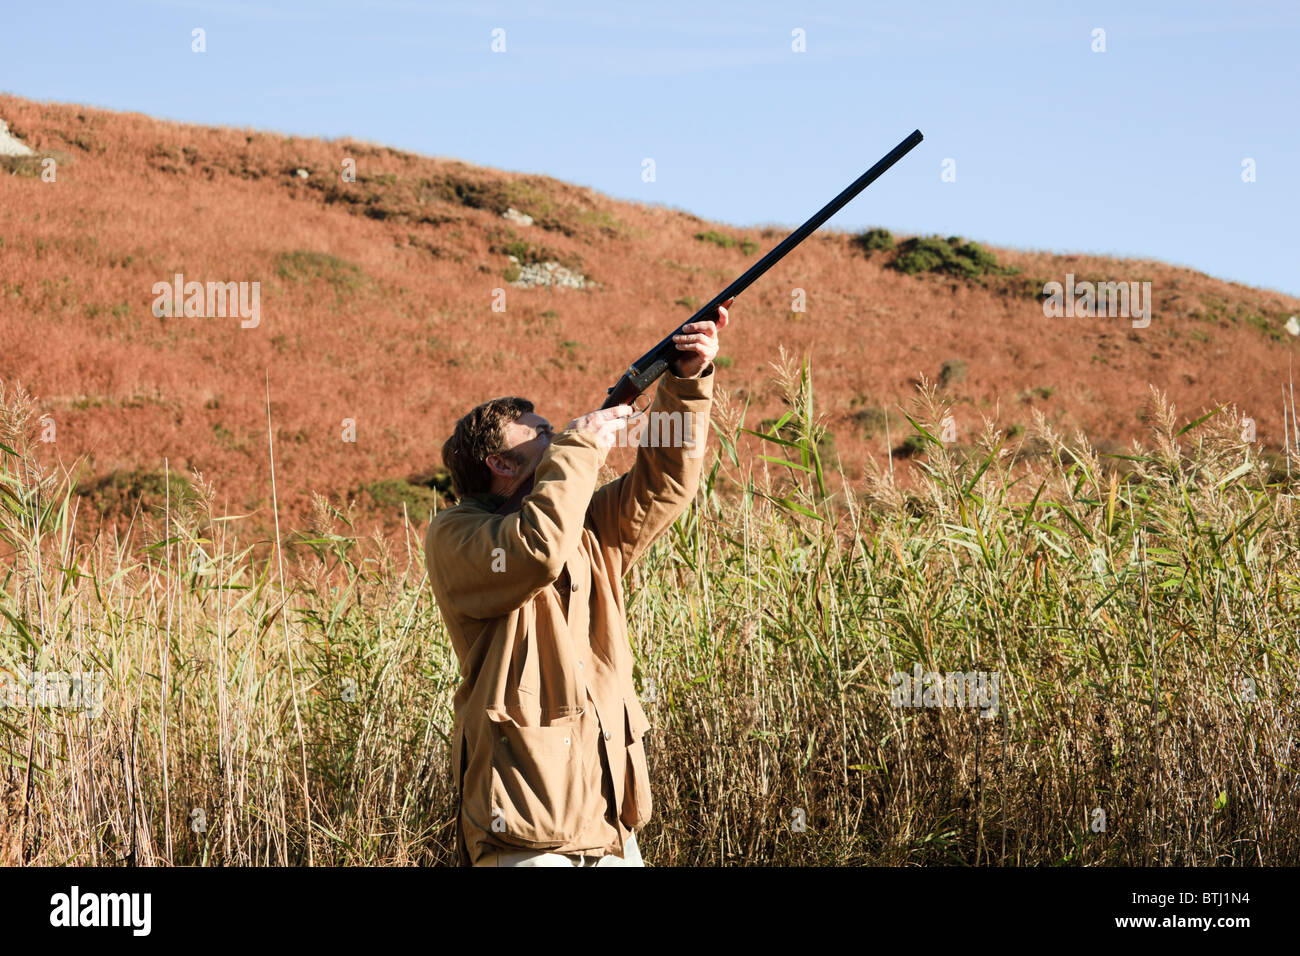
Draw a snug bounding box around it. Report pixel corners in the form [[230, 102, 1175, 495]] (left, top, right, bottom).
[[441, 396, 534, 499]]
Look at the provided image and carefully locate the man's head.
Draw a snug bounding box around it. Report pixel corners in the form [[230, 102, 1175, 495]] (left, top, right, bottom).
[[441, 397, 554, 500]]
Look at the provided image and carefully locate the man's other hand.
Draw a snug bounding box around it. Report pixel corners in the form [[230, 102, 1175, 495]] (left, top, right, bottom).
[[567, 405, 634, 448], [671, 296, 732, 378]]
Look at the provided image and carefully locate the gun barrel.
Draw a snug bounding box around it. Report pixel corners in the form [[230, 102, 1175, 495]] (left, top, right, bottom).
[[602, 129, 924, 409]]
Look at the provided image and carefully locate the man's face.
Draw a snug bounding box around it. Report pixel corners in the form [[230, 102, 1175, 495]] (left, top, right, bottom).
[[491, 412, 553, 489]]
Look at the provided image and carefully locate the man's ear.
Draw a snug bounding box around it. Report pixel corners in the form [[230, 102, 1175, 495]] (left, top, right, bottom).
[[485, 453, 516, 478]]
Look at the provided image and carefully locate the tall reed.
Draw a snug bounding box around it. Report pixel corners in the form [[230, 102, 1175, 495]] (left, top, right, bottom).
[[2, 361, 1296, 866]]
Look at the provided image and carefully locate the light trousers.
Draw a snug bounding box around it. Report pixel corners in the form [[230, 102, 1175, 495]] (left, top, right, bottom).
[[476, 833, 644, 867]]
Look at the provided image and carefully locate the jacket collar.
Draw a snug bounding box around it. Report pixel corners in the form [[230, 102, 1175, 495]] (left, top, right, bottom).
[[464, 479, 531, 515], [462, 491, 506, 513]]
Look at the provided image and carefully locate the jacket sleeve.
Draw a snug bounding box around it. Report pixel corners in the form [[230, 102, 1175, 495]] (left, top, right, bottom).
[[588, 367, 714, 575], [427, 430, 605, 620]]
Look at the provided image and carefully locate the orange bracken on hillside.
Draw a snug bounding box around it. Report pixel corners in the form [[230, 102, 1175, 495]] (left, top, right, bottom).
[[2, 94, 1297, 535]]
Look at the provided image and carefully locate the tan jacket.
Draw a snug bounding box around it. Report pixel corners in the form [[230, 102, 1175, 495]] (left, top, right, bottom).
[[426, 369, 714, 865]]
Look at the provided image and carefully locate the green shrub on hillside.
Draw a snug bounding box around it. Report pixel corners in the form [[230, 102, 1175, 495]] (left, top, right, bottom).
[[695, 230, 758, 255], [427, 173, 510, 214], [1192, 292, 1289, 342], [890, 235, 1017, 280], [897, 432, 933, 457], [275, 250, 366, 292], [0, 155, 48, 178], [852, 227, 896, 254], [488, 228, 584, 273], [361, 478, 444, 518], [852, 405, 891, 438], [938, 358, 968, 387], [80, 468, 197, 514]]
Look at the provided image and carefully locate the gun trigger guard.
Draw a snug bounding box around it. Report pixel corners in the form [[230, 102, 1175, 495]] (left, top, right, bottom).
[[632, 394, 651, 414]]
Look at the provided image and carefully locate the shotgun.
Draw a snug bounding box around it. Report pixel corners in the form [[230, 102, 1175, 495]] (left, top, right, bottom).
[[601, 129, 924, 410]]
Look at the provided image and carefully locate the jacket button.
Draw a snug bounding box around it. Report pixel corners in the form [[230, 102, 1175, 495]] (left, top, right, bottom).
[[571, 581, 579, 592], [563, 736, 571, 746], [604, 731, 611, 741], [578, 660, 584, 670]]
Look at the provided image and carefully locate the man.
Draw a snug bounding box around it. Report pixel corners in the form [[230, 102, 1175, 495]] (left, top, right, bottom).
[[426, 300, 731, 867]]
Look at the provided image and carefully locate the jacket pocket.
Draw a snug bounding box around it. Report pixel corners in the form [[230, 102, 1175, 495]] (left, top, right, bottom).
[[620, 701, 653, 829], [487, 707, 585, 849]]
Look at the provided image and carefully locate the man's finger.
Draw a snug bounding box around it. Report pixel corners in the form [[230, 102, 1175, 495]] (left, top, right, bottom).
[[595, 417, 630, 447], [587, 404, 633, 421]]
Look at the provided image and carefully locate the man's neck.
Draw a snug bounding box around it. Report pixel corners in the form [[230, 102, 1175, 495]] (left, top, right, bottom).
[[493, 474, 535, 514]]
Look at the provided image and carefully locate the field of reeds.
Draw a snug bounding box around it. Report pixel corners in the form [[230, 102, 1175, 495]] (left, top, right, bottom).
[[2, 357, 1298, 866]]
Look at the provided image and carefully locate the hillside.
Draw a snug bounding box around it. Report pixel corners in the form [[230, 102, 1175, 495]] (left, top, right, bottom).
[[2, 94, 1297, 533]]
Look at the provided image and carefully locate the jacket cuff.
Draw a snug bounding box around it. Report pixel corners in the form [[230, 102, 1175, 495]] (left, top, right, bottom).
[[660, 365, 715, 402], [551, 428, 603, 451]]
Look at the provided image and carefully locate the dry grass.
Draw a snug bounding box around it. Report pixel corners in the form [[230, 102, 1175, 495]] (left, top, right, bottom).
[[3, 359, 1297, 866]]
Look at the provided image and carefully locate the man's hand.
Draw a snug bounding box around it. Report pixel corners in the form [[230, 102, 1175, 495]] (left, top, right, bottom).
[[567, 405, 634, 448], [671, 297, 732, 378]]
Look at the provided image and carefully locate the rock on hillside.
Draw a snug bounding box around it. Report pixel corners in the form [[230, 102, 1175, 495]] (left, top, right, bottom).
[[0, 118, 35, 156]]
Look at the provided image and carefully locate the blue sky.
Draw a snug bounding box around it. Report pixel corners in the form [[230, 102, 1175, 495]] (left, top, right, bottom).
[[5, 0, 1297, 295]]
